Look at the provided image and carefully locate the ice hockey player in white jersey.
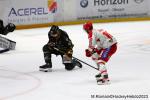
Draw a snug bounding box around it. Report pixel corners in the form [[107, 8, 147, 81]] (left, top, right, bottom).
[[83, 21, 117, 85]]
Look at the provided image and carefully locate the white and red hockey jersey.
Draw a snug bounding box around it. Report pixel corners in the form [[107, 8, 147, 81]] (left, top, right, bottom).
[[88, 29, 117, 50]]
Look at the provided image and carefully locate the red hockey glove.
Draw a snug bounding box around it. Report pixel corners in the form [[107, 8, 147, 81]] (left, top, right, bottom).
[[85, 49, 92, 57]]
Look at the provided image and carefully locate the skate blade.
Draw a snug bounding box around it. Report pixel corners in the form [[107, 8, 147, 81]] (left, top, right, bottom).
[[97, 80, 110, 85], [97, 82, 110, 85], [39, 68, 52, 72]]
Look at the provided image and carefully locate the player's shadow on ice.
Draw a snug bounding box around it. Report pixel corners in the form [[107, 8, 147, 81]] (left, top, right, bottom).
[[71, 76, 145, 86], [27, 67, 82, 74], [110, 77, 145, 85]]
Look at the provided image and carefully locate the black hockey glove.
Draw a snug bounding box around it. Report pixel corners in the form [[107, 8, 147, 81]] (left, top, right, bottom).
[[6, 23, 16, 32], [47, 42, 56, 49]]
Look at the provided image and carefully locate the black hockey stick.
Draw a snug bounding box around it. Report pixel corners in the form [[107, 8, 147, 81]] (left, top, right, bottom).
[[72, 56, 99, 70], [53, 47, 99, 71]]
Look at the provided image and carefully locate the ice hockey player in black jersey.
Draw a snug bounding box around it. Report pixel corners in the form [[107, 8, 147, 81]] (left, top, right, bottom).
[[39, 25, 82, 72], [0, 19, 16, 53]]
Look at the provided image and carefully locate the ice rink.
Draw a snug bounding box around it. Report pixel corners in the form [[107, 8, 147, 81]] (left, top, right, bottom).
[[0, 21, 150, 100]]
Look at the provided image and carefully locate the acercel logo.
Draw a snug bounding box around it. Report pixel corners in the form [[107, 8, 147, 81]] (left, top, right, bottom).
[[8, 7, 48, 17], [80, 0, 88, 8]]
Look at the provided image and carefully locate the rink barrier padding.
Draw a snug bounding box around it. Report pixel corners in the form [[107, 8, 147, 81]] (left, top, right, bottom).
[[16, 17, 150, 30], [1, 0, 150, 30]]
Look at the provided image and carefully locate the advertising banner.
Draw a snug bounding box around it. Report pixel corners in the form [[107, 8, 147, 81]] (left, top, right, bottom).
[[76, 0, 149, 20], [0, 0, 150, 26], [0, 0, 64, 25]]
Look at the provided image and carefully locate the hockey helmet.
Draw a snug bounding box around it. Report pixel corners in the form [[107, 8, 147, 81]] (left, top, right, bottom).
[[83, 21, 93, 31], [49, 25, 59, 37]]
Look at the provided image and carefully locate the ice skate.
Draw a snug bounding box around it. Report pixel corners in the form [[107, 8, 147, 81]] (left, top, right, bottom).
[[39, 63, 52, 72], [95, 73, 101, 80], [97, 78, 110, 85], [95, 74, 110, 85]]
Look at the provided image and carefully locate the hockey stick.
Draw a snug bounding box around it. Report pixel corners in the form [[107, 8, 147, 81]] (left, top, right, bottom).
[[72, 56, 99, 70], [53, 47, 99, 71]]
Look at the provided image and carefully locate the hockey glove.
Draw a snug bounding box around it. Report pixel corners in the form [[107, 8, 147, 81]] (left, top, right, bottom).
[[6, 23, 16, 32], [47, 42, 56, 49], [85, 49, 92, 57]]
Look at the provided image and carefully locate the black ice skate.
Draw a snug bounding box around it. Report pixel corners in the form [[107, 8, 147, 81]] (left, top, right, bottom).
[[95, 73, 102, 80], [39, 63, 52, 72], [95, 73, 110, 85]]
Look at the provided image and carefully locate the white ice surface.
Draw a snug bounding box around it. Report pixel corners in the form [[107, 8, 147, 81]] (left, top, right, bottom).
[[0, 21, 150, 100]]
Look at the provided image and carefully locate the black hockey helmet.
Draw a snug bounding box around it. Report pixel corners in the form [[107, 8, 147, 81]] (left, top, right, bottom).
[[49, 25, 59, 37]]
